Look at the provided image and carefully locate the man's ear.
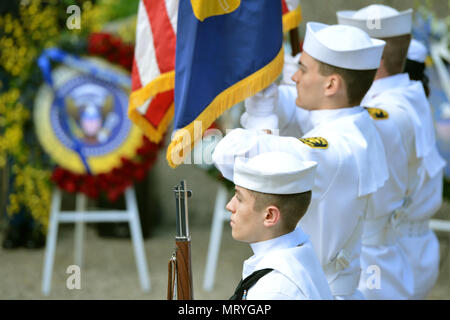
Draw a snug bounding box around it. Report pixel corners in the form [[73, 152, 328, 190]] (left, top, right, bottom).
[[324, 74, 343, 98], [263, 205, 281, 228]]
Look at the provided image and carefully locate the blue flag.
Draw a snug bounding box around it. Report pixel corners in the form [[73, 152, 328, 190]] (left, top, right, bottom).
[[167, 0, 284, 167]]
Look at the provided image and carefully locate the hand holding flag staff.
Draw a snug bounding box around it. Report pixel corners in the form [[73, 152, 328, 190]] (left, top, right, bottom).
[[128, 0, 302, 168]]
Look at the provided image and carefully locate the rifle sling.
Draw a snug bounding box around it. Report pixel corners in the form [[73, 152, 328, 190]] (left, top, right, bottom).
[[167, 257, 176, 300], [229, 268, 273, 300]]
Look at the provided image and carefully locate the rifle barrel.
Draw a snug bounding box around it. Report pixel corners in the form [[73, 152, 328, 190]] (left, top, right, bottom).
[[174, 180, 191, 239], [181, 180, 190, 238]]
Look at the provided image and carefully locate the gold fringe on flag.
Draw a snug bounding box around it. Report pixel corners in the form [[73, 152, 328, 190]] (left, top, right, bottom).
[[166, 46, 284, 168], [282, 5, 302, 33], [128, 70, 175, 143]]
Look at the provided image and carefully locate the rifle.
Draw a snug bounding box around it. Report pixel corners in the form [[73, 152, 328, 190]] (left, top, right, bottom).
[[167, 180, 194, 300]]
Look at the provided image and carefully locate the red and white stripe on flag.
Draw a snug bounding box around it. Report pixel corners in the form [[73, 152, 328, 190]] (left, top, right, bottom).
[[128, 0, 178, 144], [127, 0, 301, 144]]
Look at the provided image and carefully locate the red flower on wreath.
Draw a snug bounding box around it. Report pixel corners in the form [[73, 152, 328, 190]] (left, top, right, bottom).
[[87, 32, 135, 70], [51, 135, 162, 202]]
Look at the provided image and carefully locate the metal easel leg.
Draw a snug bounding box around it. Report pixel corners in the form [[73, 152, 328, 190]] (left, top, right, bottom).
[[203, 185, 230, 291], [74, 192, 87, 268], [42, 188, 62, 296]]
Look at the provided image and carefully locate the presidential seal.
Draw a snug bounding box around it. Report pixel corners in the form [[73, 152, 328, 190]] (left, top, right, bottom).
[[34, 57, 142, 175]]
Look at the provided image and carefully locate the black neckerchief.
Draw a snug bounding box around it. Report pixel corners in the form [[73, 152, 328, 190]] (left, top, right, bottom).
[[229, 268, 273, 300]]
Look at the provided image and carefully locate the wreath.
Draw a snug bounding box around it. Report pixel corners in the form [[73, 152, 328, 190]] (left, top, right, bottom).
[[47, 32, 162, 202], [0, 0, 161, 231]]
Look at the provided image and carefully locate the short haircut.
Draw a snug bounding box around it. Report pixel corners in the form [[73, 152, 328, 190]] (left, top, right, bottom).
[[317, 61, 377, 106], [248, 190, 312, 233], [379, 34, 412, 76]]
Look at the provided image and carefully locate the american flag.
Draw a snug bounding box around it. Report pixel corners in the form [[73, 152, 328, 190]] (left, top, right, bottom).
[[128, 0, 178, 144], [128, 0, 301, 145]]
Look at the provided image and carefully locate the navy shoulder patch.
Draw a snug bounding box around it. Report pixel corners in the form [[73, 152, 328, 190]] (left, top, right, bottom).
[[299, 137, 328, 149], [364, 107, 389, 120]]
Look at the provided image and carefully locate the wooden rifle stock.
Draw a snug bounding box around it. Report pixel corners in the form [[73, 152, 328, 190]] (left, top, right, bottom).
[[175, 239, 193, 299]]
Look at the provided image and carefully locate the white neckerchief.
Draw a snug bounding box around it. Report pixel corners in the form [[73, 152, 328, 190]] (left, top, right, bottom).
[[243, 227, 309, 279]]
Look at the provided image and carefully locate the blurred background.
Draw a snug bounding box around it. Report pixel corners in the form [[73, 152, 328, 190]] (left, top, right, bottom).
[[0, 0, 449, 299]]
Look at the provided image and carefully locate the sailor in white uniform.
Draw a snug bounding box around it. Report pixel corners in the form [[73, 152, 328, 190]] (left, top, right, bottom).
[[213, 22, 389, 300], [405, 39, 430, 96], [222, 151, 332, 300], [338, 5, 446, 299]]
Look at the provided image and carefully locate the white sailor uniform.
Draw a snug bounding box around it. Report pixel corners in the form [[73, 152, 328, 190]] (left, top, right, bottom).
[[213, 105, 389, 300], [357, 82, 416, 299], [271, 85, 416, 300], [337, 4, 446, 299], [361, 73, 446, 299], [223, 151, 332, 300], [224, 22, 389, 300], [241, 227, 333, 300]]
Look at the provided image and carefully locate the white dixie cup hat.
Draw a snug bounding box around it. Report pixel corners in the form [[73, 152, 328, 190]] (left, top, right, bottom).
[[336, 4, 413, 38], [233, 151, 318, 195], [407, 39, 427, 63], [302, 21, 386, 70]]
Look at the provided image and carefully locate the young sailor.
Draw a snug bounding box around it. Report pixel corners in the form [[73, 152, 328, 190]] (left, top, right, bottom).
[[222, 151, 332, 300], [338, 5, 446, 299], [213, 22, 389, 299], [405, 39, 430, 96]]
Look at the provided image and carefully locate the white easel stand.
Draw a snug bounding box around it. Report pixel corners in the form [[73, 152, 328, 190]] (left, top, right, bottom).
[[203, 184, 231, 291], [41, 186, 150, 295]]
